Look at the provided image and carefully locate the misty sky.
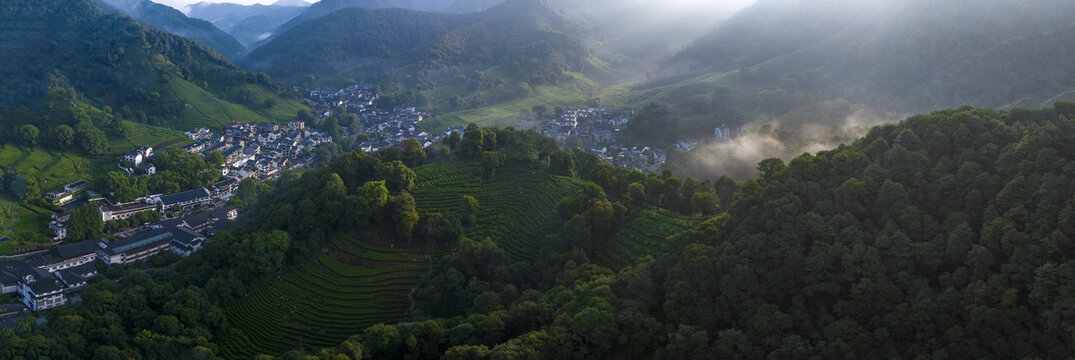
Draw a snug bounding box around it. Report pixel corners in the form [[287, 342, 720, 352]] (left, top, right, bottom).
[[157, 0, 314, 9], [158, 0, 755, 13]]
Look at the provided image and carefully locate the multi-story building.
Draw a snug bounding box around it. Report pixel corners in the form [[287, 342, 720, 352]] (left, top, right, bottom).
[[97, 229, 174, 266]]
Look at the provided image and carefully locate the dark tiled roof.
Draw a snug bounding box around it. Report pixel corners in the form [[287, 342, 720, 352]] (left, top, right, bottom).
[[54, 241, 99, 259], [159, 188, 210, 206], [102, 229, 174, 256], [0, 262, 33, 284], [57, 269, 85, 287], [26, 268, 62, 295], [67, 263, 97, 278], [183, 212, 212, 229], [212, 178, 238, 189], [210, 206, 237, 220]]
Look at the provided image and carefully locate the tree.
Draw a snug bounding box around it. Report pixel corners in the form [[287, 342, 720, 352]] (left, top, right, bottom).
[[68, 204, 104, 241], [351, 180, 390, 226], [391, 192, 419, 240], [481, 151, 502, 178], [377, 161, 416, 194], [445, 131, 462, 150], [205, 150, 225, 167], [444, 345, 492, 360], [399, 138, 427, 168], [626, 183, 647, 208], [690, 191, 720, 216], [459, 124, 485, 161], [15, 125, 39, 146], [757, 158, 786, 180], [75, 121, 109, 155], [460, 195, 478, 227], [49, 125, 75, 150]]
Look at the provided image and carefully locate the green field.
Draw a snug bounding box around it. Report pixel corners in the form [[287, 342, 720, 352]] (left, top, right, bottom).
[[411, 162, 586, 260], [219, 233, 436, 357], [108, 121, 193, 154], [418, 72, 606, 132]]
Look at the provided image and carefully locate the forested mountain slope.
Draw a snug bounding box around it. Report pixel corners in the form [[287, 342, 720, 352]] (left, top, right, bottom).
[[674, 0, 1075, 111], [0, 0, 306, 130], [100, 0, 246, 60], [243, 0, 589, 110]]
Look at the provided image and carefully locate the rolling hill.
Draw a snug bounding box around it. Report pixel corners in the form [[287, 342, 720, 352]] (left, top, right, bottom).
[[100, 0, 247, 60], [0, 0, 307, 131]]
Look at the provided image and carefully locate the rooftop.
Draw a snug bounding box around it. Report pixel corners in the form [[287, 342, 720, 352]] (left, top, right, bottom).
[[101, 228, 173, 256], [54, 241, 99, 259], [159, 188, 211, 206]]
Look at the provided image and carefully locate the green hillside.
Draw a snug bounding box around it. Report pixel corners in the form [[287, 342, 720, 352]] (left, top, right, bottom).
[[0, 0, 307, 131]]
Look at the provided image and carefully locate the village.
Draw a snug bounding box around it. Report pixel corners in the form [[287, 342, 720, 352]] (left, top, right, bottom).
[[521, 107, 671, 173], [308, 83, 458, 153], [2, 190, 238, 315]]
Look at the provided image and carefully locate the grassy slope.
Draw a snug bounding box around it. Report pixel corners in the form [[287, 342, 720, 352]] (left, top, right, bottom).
[[163, 75, 304, 130], [419, 72, 604, 132]]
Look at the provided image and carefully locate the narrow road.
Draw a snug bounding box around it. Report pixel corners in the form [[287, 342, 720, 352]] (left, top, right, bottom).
[[0, 249, 48, 260]]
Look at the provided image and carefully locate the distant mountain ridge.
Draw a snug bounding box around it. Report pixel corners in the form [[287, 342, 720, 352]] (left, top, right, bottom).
[[674, 0, 1075, 111], [186, 1, 309, 47], [243, 0, 588, 89], [99, 0, 246, 60], [260, 0, 506, 48]]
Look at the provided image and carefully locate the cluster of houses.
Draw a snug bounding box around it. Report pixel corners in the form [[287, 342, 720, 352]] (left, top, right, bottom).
[[182, 121, 330, 181], [308, 83, 447, 153], [3, 206, 237, 312], [121, 146, 157, 175], [355, 106, 449, 152], [308, 84, 377, 114], [531, 107, 666, 172]]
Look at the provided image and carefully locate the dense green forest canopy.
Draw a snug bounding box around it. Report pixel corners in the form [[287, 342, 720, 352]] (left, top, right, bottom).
[[3, 103, 1075, 359]]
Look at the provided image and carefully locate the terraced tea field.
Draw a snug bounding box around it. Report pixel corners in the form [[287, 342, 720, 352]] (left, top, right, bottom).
[[219, 234, 436, 357], [411, 162, 586, 260], [597, 208, 699, 269]]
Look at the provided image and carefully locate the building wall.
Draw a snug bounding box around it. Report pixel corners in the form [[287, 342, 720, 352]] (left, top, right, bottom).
[[19, 284, 65, 312], [40, 254, 96, 273]]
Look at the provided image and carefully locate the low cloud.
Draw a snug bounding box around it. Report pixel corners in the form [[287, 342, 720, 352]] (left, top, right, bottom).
[[673, 108, 897, 181]]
